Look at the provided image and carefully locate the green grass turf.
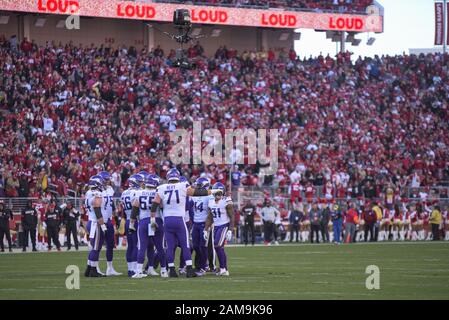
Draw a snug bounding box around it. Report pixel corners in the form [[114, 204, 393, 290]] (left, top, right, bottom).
[[0, 242, 448, 300]]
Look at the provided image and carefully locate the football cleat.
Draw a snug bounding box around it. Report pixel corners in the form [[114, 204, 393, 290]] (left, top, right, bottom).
[[132, 272, 148, 279], [179, 267, 186, 275], [96, 267, 105, 276], [147, 268, 159, 276], [89, 268, 106, 277], [186, 266, 197, 278], [195, 269, 207, 277], [169, 267, 178, 278], [84, 266, 92, 277], [218, 269, 230, 276], [127, 270, 135, 278], [160, 269, 169, 278], [106, 268, 123, 276]]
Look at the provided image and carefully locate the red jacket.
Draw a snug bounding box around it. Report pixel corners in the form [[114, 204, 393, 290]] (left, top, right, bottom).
[[346, 208, 358, 224]]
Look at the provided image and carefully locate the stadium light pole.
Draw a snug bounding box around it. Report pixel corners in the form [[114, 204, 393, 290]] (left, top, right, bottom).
[[341, 31, 346, 53], [444, 0, 448, 54]]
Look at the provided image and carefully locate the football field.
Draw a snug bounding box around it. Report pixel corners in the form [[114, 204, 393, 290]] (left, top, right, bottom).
[[1, 242, 448, 300]]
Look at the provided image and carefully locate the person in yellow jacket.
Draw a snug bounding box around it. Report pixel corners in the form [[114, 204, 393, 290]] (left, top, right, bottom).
[[372, 202, 383, 241], [430, 205, 442, 241]]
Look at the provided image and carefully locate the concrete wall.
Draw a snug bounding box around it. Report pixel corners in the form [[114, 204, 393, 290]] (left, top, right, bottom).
[[0, 14, 19, 38]]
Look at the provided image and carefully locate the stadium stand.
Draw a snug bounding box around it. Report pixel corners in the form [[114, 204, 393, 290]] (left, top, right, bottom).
[[0, 35, 448, 205]]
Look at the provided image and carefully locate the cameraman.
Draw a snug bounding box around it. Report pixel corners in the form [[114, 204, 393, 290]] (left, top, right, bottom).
[[63, 202, 80, 250]]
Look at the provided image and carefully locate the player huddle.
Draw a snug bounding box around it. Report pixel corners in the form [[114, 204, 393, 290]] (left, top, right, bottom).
[[83, 168, 234, 278]]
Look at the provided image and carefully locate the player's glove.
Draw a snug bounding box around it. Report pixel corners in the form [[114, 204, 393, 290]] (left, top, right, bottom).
[[128, 223, 136, 234], [226, 230, 232, 241], [100, 223, 107, 233], [203, 229, 209, 241]]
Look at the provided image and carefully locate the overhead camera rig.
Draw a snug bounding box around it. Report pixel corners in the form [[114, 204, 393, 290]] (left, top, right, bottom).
[[161, 9, 206, 69]]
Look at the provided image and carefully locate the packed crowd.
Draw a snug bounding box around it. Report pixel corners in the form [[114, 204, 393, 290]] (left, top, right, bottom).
[[0, 35, 449, 204], [155, 0, 375, 13]]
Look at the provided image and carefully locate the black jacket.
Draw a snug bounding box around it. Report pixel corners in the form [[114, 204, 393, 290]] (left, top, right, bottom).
[[21, 206, 38, 229], [320, 208, 330, 224], [289, 210, 301, 225], [0, 208, 13, 227], [309, 209, 321, 226], [45, 208, 62, 227], [241, 204, 256, 224], [63, 207, 80, 223]]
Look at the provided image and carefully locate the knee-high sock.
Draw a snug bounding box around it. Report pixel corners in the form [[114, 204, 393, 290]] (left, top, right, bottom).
[[199, 246, 208, 269], [147, 237, 155, 268], [88, 249, 100, 262], [105, 224, 115, 262], [215, 246, 227, 269]]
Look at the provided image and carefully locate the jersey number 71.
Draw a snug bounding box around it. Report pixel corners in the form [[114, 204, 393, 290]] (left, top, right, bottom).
[[164, 190, 180, 204]]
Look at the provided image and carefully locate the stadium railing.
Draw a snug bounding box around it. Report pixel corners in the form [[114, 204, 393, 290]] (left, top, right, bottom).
[[234, 185, 449, 201], [2, 185, 448, 214]]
